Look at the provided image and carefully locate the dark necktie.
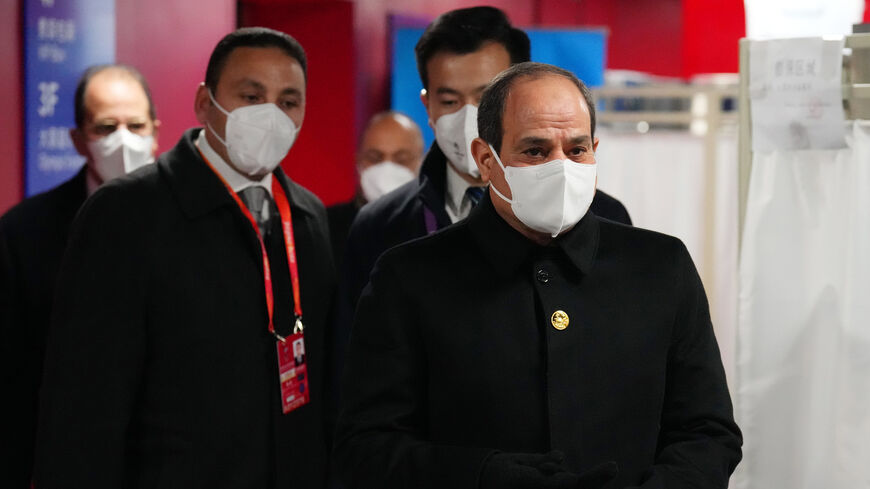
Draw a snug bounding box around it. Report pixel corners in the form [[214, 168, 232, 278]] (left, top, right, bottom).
[[465, 186, 485, 208], [238, 186, 271, 237]]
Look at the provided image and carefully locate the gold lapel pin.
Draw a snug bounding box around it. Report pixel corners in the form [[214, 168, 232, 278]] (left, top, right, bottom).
[[551, 310, 569, 330]]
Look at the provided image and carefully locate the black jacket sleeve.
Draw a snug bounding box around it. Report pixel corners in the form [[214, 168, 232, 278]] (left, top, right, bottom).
[[333, 251, 494, 489], [33, 184, 150, 488], [631, 242, 742, 488]]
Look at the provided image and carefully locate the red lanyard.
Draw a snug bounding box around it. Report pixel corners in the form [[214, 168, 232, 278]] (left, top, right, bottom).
[[199, 150, 303, 341]]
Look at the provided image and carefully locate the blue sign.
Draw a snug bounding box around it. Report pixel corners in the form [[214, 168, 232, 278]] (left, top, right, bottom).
[[390, 27, 607, 149], [23, 0, 115, 197]]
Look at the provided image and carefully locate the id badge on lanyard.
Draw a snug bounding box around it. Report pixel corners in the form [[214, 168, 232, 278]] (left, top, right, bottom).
[[277, 321, 310, 413], [200, 149, 310, 414]]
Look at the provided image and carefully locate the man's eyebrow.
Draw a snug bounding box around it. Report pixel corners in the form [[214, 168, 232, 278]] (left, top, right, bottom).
[[236, 79, 302, 97], [434, 87, 461, 96], [517, 136, 551, 146], [238, 79, 266, 91], [568, 135, 593, 145]]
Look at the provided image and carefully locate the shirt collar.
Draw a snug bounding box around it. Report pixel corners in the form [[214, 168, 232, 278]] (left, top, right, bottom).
[[467, 191, 600, 278], [195, 129, 272, 195], [444, 161, 471, 213]]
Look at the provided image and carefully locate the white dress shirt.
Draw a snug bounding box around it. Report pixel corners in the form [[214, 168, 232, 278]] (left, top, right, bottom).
[[444, 162, 482, 224]]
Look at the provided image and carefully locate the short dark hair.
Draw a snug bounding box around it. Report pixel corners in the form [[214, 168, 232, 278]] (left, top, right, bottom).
[[205, 27, 307, 91], [74, 64, 156, 128], [478, 62, 596, 154], [415, 6, 530, 90]]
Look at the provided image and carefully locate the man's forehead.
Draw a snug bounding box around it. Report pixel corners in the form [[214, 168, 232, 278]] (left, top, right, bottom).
[[362, 119, 419, 149], [86, 71, 145, 98], [504, 76, 590, 127], [426, 42, 511, 91], [218, 46, 305, 89], [224, 45, 299, 65], [83, 72, 149, 115]]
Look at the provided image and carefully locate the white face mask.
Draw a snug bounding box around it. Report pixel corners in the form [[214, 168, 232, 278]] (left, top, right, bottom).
[[359, 161, 416, 202], [488, 143, 597, 238], [207, 89, 299, 177], [87, 127, 155, 183], [434, 104, 479, 178]]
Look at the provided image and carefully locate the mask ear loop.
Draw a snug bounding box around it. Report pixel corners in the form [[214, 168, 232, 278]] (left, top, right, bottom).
[[206, 89, 231, 147], [487, 143, 514, 205]]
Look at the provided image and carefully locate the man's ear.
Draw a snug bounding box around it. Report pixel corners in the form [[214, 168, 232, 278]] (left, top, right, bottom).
[[69, 128, 89, 158], [593, 136, 599, 153], [420, 89, 434, 129], [150, 119, 161, 155], [193, 82, 210, 125], [471, 137, 494, 184], [419, 88, 429, 112]]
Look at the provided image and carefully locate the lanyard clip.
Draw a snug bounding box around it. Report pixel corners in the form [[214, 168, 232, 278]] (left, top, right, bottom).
[[293, 317, 304, 335], [273, 331, 287, 343]]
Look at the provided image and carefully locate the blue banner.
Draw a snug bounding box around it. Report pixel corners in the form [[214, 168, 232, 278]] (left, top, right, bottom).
[[23, 0, 115, 197], [390, 27, 607, 149]]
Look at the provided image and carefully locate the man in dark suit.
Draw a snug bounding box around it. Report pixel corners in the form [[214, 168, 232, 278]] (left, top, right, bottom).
[[0, 64, 159, 488], [334, 63, 741, 488], [340, 6, 631, 317], [326, 111, 424, 269], [34, 28, 335, 489]]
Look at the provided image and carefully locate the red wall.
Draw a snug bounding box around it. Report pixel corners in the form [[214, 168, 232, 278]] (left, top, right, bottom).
[[241, 1, 359, 206], [682, 0, 745, 77], [0, 0, 23, 215]]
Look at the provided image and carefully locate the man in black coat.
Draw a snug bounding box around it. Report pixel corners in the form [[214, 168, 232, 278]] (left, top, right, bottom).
[[0, 64, 159, 488], [334, 63, 741, 488], [34, 28, 335, 488]]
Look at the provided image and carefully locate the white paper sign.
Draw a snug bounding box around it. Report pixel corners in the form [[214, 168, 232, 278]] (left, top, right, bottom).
[[749, 37, 847, 151], [744, 0, 864, 39]]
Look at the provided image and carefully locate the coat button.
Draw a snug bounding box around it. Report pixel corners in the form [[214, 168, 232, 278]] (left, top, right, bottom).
[[551, 310, 569, 330], [536, 269, 550, 284]]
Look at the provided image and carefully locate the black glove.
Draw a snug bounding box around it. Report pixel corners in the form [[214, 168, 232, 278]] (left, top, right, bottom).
[[573, 460, 619, 489], [480, 451, 618, 489]]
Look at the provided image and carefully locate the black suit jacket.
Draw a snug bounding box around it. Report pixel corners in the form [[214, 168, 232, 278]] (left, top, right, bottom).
[[34, 129, 335, 489], [334, 194, 741, 489], [0, 169, 87, 488]]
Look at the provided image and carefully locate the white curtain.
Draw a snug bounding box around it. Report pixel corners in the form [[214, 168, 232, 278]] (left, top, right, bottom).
[[733, 121, 870, 489], [595, 127, 740, 383]]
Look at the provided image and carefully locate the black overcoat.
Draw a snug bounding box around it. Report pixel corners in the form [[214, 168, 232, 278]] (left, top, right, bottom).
[[34, 129, 335, 489], [334, 194, 741, 489], [0, 170, 87, 488]]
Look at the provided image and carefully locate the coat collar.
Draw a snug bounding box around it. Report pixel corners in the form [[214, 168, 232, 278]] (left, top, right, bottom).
[[159, 128, 314, 220], [416, 142, 452, 227], [467, 191, 600, 278]]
